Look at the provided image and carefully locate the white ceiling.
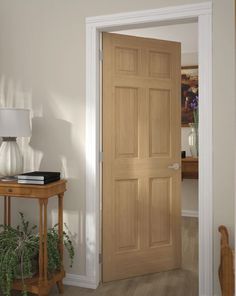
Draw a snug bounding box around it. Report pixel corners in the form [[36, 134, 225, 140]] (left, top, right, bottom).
[[113, 22, 198, 54]]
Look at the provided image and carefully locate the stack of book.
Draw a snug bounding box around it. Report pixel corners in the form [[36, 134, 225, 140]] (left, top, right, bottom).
[[17, 171, 60, 185]]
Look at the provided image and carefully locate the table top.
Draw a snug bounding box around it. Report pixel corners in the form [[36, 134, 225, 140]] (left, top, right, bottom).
[[0, 179, 67, 199], [0, 179, 66, 188], [182, 157, 198, 162]]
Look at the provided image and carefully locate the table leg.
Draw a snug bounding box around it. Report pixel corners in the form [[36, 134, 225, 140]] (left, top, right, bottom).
[[43, 199, 48, 282], [4, 196, 11, 226], [4, 196, 7, 225], [57, 193, 64, 293], [39, 200, 44, 282], [58, 194, 64, 262], [7, 196, 11, 226], [57, 281, 64, 294]]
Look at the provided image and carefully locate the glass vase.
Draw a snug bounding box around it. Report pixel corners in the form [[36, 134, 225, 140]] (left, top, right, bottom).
[[188, 123, 198, 157]]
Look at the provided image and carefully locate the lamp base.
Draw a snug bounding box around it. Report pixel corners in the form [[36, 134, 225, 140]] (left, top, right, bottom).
[[0, 138, 23, 177]]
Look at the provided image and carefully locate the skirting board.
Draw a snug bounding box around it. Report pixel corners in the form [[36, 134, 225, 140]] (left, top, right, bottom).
[[182, 210, 199, 218], [63, 273, 98, 289]]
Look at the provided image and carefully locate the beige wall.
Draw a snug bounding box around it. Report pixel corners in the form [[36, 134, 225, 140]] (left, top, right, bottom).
[[212, 0, 235, 294], [0, 0, 234, 295]]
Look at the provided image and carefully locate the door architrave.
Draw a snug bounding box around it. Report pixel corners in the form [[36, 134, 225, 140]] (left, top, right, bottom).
[[85, 2, 212, 295]]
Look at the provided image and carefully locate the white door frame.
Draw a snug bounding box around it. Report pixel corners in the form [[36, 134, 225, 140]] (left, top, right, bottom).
[[85, 2, 212, 295]]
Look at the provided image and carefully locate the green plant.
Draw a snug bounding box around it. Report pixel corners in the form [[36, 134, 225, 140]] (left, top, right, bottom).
[[0, 213, 39, 296], [47, 223, 75, 274], [0, 213, 75, 296]]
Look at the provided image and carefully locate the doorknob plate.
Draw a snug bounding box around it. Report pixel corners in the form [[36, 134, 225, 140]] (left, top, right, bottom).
[[168, 163, 181, 170]]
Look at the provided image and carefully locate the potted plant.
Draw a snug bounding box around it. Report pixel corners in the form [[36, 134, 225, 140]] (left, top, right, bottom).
[[0, 213, 74, 296]]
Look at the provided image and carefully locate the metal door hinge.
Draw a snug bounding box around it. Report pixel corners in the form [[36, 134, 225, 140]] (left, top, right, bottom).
[[99, 151, 104, 162], [99, 50, 103, 61], [99, 253, 103, 264]]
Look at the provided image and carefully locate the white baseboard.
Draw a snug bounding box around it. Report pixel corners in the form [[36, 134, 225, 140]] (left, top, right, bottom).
[[63, 273, 98, 289], [182, 210, 199, 218]]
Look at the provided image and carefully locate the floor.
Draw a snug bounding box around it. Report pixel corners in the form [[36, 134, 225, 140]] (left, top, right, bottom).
[[10, 217, 199, 296]]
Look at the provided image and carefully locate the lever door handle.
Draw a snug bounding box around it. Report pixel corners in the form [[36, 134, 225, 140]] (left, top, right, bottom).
[[168, 163, 181, 170]]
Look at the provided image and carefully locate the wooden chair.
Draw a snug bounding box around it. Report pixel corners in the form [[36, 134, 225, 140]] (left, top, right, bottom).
[[218, 225, 234, 296]]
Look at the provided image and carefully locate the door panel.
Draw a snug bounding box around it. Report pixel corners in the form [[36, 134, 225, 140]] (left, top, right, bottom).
[[149, 89, 171, 156], [102, 32, 181, 282], [149, 51, 171, 78], [115, 179, 139, 252], [149, 177, 171, 247], [115, 47, 139, 75], [115, 87, 138, 158]]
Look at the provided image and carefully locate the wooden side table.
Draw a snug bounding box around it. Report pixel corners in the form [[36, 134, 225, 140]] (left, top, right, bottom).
[[181, 157, 198, 179], [0, 179, 67, 296]]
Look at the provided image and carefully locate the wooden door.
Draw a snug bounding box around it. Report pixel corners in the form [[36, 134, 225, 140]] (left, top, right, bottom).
[[102, 32, 181, 282]]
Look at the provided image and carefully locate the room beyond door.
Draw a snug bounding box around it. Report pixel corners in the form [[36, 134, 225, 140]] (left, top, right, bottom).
[[102, 32, 181, 282]]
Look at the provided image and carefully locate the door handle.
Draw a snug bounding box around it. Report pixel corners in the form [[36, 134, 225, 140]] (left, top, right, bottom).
[[168, 163, 181, 170]]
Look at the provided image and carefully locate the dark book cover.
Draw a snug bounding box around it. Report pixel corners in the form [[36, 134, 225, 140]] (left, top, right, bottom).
[[18, 176, 60, 185], [17, 171, 60, 181]]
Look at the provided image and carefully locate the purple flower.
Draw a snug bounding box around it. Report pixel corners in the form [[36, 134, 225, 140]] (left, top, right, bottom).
[[190, 96, 198, 110]]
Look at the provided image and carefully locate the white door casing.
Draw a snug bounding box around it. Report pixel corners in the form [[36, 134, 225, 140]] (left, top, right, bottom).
[[85, 2, 212, 295]]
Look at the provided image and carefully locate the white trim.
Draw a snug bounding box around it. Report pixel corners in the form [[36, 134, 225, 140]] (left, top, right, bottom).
[[182, 210, 199, 218], [86, 2, 213, 294], [64, 274, 98, 289], [85, 23, 100, 288], [86, 2, 211, 26], [198, 13, 213, 296]]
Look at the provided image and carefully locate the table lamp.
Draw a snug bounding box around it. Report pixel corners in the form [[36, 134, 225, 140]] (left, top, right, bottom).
[[0, 108, 31, 177]]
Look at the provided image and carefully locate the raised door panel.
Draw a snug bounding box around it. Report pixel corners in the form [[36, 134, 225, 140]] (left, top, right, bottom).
[[149, 177, 172, 247], [115, 179, 140, 253], [115, 87, 139, 158], [149, 51, 171, 79], [115, 47, 139, 75], [149, 89, 171, 157]]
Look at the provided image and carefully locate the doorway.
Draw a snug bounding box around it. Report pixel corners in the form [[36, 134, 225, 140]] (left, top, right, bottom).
[[85, 2, 212, 295]]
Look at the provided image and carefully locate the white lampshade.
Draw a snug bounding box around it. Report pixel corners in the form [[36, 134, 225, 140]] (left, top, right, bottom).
[[0, 108, 31, 137]]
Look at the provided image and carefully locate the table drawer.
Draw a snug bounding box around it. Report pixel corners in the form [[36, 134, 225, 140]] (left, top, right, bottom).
[[0, 187, 32, 196]]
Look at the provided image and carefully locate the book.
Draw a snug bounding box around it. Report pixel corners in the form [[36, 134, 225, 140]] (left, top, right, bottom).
[[17, 171, 60, 181], [17, 176, 60, 185]]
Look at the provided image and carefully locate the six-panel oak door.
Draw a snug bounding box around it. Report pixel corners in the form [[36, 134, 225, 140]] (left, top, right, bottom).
[[102, 32, 181, 282]]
